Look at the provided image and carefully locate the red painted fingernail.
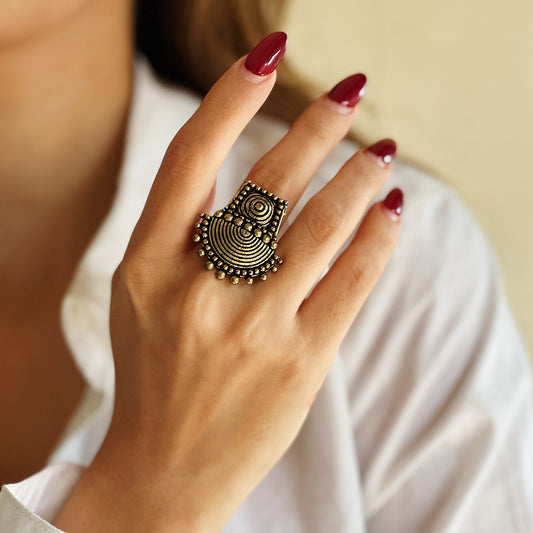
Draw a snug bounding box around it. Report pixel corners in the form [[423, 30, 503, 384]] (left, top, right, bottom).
[[327, 73, 367, 107], [366, 139, 397, 165], [244, 32, 287, 76], [384, 188, 403, 215]]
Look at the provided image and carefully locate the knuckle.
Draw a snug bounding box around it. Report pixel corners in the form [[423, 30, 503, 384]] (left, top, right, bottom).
[[297, 113, 331, 143], [360, 170, 384, 195], [118, 258, 147, 297], [178, 277, 214, 325], [249, 163, 287, 196], [118, 252, 160, 305], [351, 155, 387, 190], [278, 354, 307, 385], [205, 93, 239, 121], [302, 197, 343, 245], [163, 137, 208, 177], [234, 310, 266, 352], [346, 257, 380, 293]]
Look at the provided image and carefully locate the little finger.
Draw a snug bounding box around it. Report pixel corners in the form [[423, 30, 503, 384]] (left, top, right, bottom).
[[299, 189, 403, 355]]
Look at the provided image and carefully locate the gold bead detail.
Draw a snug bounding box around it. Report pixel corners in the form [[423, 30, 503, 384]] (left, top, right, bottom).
[[194, 181, 287, 284]]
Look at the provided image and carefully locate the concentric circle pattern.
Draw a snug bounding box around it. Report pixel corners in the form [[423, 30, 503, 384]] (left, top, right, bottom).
[[193, 181, 287, 284], [208, 218, 274, 268], [239, 193, 275, 226]]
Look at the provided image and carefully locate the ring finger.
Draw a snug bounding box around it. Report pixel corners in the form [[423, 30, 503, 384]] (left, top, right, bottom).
[[276, 139, 397, 303]]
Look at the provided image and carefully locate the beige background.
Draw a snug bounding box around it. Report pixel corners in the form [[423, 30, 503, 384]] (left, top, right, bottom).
[[280, 0, 533, 358]]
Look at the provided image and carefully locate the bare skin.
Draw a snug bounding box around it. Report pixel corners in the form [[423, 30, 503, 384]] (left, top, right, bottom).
[[2, 2, 401, 531], [55, 57, 401, 533], [0, 0, 133, 484]]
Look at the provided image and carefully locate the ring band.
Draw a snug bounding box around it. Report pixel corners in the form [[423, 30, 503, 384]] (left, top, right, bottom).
[[193, 181, 288, 284]]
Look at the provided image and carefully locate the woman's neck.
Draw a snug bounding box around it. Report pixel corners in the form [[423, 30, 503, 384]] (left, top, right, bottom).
[[0, 0, 133, 295], [0, 0, 133, 209]]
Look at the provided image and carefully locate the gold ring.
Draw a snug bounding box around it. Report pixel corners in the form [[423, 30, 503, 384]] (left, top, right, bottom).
[[193, 181, 288, 285]]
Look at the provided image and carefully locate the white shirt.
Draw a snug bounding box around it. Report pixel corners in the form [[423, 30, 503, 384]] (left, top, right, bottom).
[[1, 57, 532, 533]]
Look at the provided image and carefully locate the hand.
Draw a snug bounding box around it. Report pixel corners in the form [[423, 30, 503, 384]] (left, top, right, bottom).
[[56, 34, 401, 533]]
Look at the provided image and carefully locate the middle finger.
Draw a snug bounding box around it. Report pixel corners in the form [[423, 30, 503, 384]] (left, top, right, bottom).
[[246, 73, 367, 214]]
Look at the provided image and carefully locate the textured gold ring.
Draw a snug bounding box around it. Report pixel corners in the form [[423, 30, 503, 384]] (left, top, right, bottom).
[[192, 181, 288, 285]]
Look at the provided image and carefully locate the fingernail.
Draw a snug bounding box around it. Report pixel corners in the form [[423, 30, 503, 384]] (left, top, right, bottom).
[[244, 32, 287, 76], [327, 73, 367, 108], [365, 139, 397, 167], [383, 188, 403, 216]]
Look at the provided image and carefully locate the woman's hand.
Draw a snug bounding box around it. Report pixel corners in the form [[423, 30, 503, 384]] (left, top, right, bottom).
[[56, 33, 401, 533]]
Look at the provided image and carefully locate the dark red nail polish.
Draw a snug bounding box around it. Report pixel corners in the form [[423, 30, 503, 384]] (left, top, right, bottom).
[[244, 32, 287, 76], [384, 188, 403, 215], [366, 139, 397, 165], [327, 73, 367, 107]]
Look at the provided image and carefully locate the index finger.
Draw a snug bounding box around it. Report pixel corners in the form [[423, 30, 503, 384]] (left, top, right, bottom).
[[128, 32, 287, 257]]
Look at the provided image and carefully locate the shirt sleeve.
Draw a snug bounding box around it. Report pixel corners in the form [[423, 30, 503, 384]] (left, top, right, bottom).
[[0, 463, 85, 532], [342, 170, 533, 532]]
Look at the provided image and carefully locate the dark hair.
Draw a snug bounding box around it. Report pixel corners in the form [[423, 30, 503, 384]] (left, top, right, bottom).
[[135, 0, 317, 125]]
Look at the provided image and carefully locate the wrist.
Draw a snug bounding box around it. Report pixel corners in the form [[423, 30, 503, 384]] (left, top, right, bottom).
[[55, 442, 221, 533]]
